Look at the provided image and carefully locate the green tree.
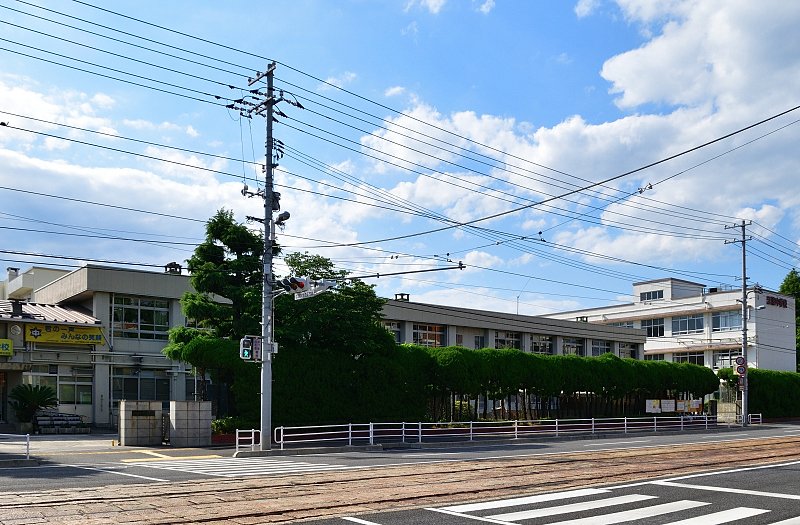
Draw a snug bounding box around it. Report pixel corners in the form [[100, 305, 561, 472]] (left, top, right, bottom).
[[181, 208, 263, 338], [163, 209, 262, 414], [272, 252, 398, 425], [778, 269, 800, 371]]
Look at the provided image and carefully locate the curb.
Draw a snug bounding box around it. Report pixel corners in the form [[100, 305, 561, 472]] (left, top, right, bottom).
[[0, 459, 38, 467], [233, 444, 382, 457]]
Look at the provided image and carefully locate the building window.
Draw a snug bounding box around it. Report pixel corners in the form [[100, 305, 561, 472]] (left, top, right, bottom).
[[530, 334, 554, 354], [672, 314, 704, 335], [644, 353, 665, 361], [474, 335, 486, 349], [562, 337, 585, 356], [383, 321, 401, 343], [609, 321, 634, 329], [412, 324, 445, 347], [495, 331, 520, 349], [640, 290, 664, 301], [641, 318, 665, 337], [591, 340, 612, 357], [713, 350, 741, 369], [455, 333, 464, 346], [712, 310, 742, 332], [618, 342, 637, 359], [112, 367, 170, 401], [673, 352, 705, 366], [24, 366, 93, 404], [112, 296, 170, 340], [59, 369, 93, 405]]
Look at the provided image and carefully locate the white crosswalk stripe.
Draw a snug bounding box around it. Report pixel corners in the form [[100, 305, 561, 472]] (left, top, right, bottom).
[[430, 488, 784, 525], [488, 494, 658, 521], [663, 507, 770, 525], [526, 500, 710, 525], [128, 456, 352, 478]]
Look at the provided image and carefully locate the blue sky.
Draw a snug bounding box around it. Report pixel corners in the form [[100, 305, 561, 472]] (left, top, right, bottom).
[[1, 0, 799, 315]]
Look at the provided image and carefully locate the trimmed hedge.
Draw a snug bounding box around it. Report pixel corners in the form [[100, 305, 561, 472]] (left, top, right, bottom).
[[270, 343, 719, 426]]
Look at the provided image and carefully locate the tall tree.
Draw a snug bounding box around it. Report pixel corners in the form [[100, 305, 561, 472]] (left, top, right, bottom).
[[164, 209, 262, 410], [778, 269, 800, 371], [182, 208, 263, 337]]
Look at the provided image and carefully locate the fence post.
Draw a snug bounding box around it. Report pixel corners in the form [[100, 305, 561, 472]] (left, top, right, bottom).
[[555, 418, 559, 437], [419, 421, 422, 443], [654, 417, 657, 432], [680, 416, 684, 432], [402, 422, 406, 444], [591, 418, 595, 435], [514, 420, 518, 439], [624, 417, 627, 434], [348, 423, 352, 446], [25, 433, 30, 460], [369, 422, 374, 445], [469, 420, 473, 441], [705, 414, 709, 430]]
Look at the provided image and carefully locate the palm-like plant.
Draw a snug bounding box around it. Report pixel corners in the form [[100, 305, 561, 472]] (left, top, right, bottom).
[[9, 384, 58, 424]]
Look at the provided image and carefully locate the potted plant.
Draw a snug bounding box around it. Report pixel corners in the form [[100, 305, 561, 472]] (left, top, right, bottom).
[[9, 384, 58, 434]]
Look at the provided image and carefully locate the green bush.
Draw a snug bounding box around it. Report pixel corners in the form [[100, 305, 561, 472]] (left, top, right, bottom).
[[211, 416, 256, 434]]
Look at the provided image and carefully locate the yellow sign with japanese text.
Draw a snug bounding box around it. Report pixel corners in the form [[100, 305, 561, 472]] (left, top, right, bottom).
[[0, 338, 12, 356], [24, 324, 105, 346]]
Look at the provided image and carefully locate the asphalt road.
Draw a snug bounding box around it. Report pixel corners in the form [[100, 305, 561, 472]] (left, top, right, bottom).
[[310, 460, 800, 524], [1, 423, 800, 493]]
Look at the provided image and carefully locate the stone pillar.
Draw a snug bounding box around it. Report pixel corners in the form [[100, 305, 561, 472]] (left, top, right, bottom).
[[169, 400, 212, 447], [118, 400, 162, 446]]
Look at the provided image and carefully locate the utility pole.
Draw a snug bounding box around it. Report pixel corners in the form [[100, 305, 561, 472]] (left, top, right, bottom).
[[244, 62, 278, 451], [725, 219, 752, 426]]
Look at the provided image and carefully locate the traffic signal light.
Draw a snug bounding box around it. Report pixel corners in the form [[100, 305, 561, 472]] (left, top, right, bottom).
[[279, 276, 310, 293], [239, 337, 253, 360]]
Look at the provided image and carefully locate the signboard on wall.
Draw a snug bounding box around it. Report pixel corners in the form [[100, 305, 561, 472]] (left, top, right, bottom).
[[24, 324, 105, 346], [646, 399, 661, 413], [0, 338, 12, 356], [661, 399, 676, 412]]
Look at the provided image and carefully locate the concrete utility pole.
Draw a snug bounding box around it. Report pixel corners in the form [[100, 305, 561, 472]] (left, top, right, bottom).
[[725, 219, 752, 426], [246, 62, 278, 450]]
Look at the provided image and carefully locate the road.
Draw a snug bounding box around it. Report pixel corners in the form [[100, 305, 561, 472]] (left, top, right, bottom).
[[3, 423, 800, 489], [0, 424, 799, 523], [313, 461, 800, 524]]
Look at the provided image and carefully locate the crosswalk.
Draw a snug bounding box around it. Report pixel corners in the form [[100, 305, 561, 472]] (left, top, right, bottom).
[[425, 486, 800, 524], [128, 456, 352, 478]]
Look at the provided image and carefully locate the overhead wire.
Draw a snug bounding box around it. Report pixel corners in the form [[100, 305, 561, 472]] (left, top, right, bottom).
[[5, 1, 799, 295], [6, 0, 794, 248]]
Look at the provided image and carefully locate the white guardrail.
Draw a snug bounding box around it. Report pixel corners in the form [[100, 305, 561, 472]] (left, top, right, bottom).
[[0, 433, 30, 460], [254, 414, 763, 451]]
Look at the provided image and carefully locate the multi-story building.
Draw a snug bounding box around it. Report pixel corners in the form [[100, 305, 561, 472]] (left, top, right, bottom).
[[381, 294, 645, 358], [1, 264, 197, 428], [542, 278, 796, 372], [1, 264, 648, 430]]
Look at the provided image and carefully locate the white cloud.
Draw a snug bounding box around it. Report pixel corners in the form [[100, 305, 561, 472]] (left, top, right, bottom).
[[602, 1, 800, 112], [384, 86, 406, 97], [477, 0, 495, 15], [91, 93, 115, 109], [405, 0, 447, 14], [555, 52, 573, 65], [574, 0, 600, 18], [319, 71, 357, 91], [402, 21, 419, 37], [186, 125, 199, 138]]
